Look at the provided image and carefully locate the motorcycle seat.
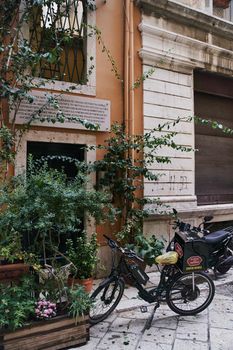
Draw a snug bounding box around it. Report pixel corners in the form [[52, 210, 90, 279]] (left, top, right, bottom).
[[202, 230, 230, 244]]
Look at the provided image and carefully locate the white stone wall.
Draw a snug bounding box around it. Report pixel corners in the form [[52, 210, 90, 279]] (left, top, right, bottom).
[[138, 0, 233, 246], [139, 3, 233, 215], [143, 66, 195, 210]]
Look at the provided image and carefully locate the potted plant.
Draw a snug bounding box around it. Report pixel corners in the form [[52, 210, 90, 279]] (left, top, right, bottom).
[[213, 0, 230, 9], [0, 160, 113, 346], [127, 234, 165, 267], [0, 233, 33, 283], [66, 232, 98, 292], [0, 274, 91, 350]]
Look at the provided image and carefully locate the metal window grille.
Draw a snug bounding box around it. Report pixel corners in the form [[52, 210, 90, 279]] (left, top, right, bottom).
[[29, 0, 87, 84]]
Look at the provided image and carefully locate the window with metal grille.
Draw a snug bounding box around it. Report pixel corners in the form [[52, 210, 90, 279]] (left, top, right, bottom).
[[213, 0, 233, 21], [29, 0, 87, 84]]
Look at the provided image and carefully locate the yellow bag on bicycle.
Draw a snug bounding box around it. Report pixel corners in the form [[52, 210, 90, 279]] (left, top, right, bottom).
[[155, 251, 178, 265]]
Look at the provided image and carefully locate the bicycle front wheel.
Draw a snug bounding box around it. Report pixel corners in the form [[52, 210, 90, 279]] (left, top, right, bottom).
[[166, 272, 215, 316], [89, 278, 125, 325]]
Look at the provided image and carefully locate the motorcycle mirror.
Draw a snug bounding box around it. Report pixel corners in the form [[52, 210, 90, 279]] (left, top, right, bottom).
[[204, 215, 213, 222]]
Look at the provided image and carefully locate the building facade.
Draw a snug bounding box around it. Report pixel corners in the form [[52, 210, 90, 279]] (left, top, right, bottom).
[[1, 0, 143, 268], [3, 0, 233, 262], [135, 0, 233, 240]]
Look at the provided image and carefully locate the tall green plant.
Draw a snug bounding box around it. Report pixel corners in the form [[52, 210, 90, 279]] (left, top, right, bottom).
[[0, 160, 115, 262], [66, 232, 98, 279], [92, 122, 192, 244]]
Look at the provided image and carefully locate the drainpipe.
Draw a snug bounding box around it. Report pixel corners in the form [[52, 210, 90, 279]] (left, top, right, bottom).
[[124, 0, 130, 134], [124, 0, 135, 139], [129, 0, 135, 142], [124, 0, 135, 221]]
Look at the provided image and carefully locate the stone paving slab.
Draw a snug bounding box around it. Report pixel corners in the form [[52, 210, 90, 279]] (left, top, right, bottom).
[[173, 339, 208, 350], [70, 269, 233, 350], [209, 328, 233, 350]]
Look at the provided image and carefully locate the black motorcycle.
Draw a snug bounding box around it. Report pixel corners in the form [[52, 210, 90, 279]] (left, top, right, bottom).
[[168, 215, 233, 276]]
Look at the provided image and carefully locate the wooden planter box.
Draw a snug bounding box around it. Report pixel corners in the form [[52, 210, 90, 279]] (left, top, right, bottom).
[[0, 263, 30, 283], [0, 314, 89, 350]]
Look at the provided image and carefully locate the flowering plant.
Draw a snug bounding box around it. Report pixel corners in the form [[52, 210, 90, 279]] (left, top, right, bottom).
[[35, 300, 57, 320]]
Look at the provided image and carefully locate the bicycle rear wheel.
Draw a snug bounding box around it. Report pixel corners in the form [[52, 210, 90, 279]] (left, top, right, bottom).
[[89, 278, 125, 325], [166, 272, 215, 315]]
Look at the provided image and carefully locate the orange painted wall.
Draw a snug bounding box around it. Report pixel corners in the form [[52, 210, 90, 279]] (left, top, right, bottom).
[[94, 1, 143, 243], [2, 0, 143, 243], [95, 0, 124, 151], [94, 0, 143, 148]]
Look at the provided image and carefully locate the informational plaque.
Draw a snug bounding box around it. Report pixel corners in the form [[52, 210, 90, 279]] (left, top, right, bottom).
[[13, 90, 110, 131]]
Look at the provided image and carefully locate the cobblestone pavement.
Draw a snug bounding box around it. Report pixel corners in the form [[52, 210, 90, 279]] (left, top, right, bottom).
[[72, 270, 233, 350]]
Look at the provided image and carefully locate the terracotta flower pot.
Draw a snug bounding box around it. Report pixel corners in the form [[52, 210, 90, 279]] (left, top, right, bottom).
[[213, 0, 230, 9], [67, 276, 94, 293]]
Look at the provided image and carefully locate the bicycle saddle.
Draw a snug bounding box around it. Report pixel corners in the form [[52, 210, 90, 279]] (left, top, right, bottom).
[[202, 230, 230, 244]]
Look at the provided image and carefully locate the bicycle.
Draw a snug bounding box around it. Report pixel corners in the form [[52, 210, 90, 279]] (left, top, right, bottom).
[[89, 235, 215, 329]]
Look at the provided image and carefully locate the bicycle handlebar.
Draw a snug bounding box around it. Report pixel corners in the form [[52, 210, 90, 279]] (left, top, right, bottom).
[[103, 234, 144, 262], [174, 220, 210, 237]]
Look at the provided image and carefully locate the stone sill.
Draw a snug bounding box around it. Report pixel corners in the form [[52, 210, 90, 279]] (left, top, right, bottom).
[[145, 201, 233, 220]]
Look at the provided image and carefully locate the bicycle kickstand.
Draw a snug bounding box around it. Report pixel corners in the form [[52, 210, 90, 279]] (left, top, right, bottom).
[[142, 301, 160, 332]]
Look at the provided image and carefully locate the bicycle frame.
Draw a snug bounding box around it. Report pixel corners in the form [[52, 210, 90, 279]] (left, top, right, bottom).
[[90, 236, 215, 328], [109, 250, 178, 304]]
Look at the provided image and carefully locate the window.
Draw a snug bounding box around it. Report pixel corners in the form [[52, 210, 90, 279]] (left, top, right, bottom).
[[194, 71, 233, 205], [175, 0, 233, 22], [213, 0, 233, 21], [29, 0, 88, 84], [27, 141, 85, 179], [25, 141, 85, 255]]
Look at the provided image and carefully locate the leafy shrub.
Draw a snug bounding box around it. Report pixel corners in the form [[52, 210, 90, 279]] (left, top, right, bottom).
[[66, 232, 98, 279], [127, 234, 165, 266], [68, 285, 92, 323], [0, 161, 115, 261], [0, 277, 36, 331]]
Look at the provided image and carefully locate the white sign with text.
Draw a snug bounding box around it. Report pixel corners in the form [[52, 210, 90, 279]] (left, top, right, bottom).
[[13, 90, 110, 131]]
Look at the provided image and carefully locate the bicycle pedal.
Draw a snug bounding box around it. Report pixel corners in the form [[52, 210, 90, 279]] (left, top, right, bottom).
[[140, 306, 148, 313]]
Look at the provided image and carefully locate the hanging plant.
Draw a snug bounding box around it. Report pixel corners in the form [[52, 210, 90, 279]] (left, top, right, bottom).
[[213, 0, 231, 9]]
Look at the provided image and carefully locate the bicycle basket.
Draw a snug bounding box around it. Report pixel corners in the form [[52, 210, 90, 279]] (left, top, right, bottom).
[[174, 231, 209, 272]]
